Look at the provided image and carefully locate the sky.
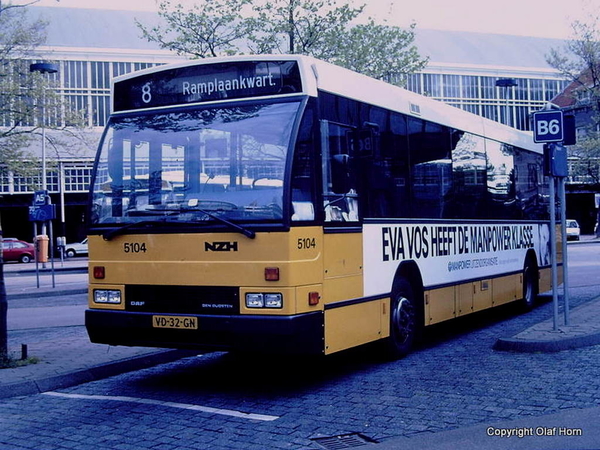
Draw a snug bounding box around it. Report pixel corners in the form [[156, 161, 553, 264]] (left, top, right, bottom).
[[18, 0, 597, 40]]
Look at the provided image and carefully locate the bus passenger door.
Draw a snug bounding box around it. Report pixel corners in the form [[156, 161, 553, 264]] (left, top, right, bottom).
[[320, 120, 380, 354]]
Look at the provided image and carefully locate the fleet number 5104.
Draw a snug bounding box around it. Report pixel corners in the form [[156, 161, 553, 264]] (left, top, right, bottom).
[[124, 242, 147, 253], [297, 237, 316, 249]]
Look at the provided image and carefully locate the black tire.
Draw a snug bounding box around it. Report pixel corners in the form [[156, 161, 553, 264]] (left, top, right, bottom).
[[522, 260, 538, 311], [383, 278, 420, 359], [66, 249, 76, 258], [19, 254, 32, 263]]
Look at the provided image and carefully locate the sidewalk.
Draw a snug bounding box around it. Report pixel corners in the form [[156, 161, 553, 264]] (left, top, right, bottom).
[[374, 405, 600, 449], [1, 257, 195, 399], [2, 238, 600, 404], [494, 233, 600, 352]]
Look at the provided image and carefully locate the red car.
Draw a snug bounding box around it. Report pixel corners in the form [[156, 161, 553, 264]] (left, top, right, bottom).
[[2, 239, 35, 263]]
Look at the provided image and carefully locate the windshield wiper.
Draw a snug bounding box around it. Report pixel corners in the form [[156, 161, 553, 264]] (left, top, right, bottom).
[[181, 206, 256, 239], [101, 218, 195, 241], [101, 207, 256, 241]]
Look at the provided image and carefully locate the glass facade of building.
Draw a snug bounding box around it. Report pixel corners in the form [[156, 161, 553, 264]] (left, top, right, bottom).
[[1, 59, 568, 197], [404, 72, 567, 131], [1, 59, 163, 196]]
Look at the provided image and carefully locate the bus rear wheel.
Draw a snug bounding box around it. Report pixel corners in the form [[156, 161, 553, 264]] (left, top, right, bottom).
[[384, 279, 419, 359], [522, 260, 538, 311]]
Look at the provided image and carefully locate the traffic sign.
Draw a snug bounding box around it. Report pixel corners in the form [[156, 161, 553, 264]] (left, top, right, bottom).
[[33, 190, 49, 206], [533, 110, 564, 143], [28, 204, 56, 222]]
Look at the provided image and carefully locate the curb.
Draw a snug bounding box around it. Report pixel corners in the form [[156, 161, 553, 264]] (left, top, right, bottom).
[[0, 349, 197, 399], [493, 330, 600, 353], [3, 266, 88, 276], [8, 288, 88, 300], [494, 294, 600, 353]]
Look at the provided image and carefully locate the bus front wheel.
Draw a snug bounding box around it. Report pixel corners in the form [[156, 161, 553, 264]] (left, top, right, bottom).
[[384, 279, 419, 359]]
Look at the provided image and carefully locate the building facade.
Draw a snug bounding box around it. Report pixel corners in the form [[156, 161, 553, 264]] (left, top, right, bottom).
[[0, 6, 569, 242]]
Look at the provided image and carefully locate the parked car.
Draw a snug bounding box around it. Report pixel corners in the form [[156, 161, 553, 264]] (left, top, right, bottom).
[[566, 220, 580, 241], [1, 239, 35, 263], [64, 238, 88, 257]]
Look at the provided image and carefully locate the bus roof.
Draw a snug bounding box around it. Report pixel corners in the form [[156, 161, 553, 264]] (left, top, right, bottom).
[[112, 54, 541, 154]]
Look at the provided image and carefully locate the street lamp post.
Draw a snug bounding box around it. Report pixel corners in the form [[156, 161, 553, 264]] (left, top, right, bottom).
[[30, 62, 58, 277], [29, 62, 58, 192], [495, 78, 518, 126]]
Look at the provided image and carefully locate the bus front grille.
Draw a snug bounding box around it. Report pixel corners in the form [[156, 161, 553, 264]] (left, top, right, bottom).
[[125, 285, 239, 315]]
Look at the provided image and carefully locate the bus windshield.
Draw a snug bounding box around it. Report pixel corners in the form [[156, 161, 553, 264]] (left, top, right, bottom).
[[90, 101, 300, 227]]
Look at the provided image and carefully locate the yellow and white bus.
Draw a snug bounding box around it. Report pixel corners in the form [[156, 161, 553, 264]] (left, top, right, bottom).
[[85, 55, 555, 358]]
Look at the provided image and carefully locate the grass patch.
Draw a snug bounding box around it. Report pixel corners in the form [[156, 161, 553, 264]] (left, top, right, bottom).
[[0, 354, 40, 369]]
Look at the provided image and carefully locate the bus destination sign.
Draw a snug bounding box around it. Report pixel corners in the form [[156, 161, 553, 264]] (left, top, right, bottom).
[[113, 61, 302, 112]]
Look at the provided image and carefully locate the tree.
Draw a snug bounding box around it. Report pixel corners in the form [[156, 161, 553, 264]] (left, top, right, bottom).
[[328, 20, 428, 83], [0, 1, 49, 177], [137, 0, 253, 58], [245, 0, 364, 56], [546, 8, 600, 236], [137, 0, 428, 85], [1, 1, 89, 187], [0, 0, 52, 363]]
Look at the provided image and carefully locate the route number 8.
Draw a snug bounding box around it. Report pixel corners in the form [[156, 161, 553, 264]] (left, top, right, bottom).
[[142, 83, 152, 104]]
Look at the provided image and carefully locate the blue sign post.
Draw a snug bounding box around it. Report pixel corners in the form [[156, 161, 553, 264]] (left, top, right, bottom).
[[29, 189, 56, 288], [533, 110, 564, 143], [533, 108, 569, 331]]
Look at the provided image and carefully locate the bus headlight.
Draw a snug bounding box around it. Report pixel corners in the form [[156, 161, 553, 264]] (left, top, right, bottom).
[[264, 293, 283, 308], [94, 289, 122, 304], [245, 293, 282, 309], [246, 293, 264, 308]]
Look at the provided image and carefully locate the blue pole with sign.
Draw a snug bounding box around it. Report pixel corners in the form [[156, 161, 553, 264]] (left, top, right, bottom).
[[29, 190, 56, 288], [533, 109, 571, 329]]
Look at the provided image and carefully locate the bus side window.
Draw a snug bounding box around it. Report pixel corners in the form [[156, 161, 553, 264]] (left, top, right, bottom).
[[321, 120, 359, 222], [408, 118, 452, 218]]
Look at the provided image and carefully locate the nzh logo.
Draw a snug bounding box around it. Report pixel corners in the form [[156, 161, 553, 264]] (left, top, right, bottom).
[[205, 241, 239, 252]]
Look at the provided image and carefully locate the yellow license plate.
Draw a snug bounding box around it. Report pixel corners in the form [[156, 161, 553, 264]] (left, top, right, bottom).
[[152, 315, 198, 330]]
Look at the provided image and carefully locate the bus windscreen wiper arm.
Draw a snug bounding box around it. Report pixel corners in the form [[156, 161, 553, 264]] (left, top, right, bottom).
[[101, 209, 256, 241], [183, 206, 256, 239], [102, 218, 180, 241]]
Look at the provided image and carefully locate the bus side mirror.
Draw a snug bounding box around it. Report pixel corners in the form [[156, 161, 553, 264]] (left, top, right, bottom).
[[331, 154, 351, 194]]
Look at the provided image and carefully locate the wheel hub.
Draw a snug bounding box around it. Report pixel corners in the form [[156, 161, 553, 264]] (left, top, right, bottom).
[[392, 296, 414, 344]]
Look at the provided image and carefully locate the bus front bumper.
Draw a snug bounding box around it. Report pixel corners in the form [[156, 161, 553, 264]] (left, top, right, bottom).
[[85, 309, 324, 355]]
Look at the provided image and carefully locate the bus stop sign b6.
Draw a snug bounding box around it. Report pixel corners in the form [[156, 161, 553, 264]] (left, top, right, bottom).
[[533, 110, 564, 143]]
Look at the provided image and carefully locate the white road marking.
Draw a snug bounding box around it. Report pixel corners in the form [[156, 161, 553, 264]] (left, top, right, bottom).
[[42, 392, 279, 422]]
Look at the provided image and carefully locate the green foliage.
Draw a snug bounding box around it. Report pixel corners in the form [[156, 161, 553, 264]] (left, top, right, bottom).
[[0, 3, 47, 171], [246, 0, 364, 56], [138, 0, 428, 82], [329, 21, 428, 85], [547, 9, 600, 184], [137, 0, 254, 58], [0, 2, 90, 184], [0, 353, 40, 369], [547, 7, 600, 235]]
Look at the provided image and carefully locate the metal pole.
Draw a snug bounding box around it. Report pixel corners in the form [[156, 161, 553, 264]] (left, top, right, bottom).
[[59, 162, 66, 234], [41, 100, 46, 192], [505, 89, 510, 126], [49, 220, 55, 288], [59, 162, 65, 266], [40, 93, 47, 271], [559, 177, 570, 325], [34, 222, 40, 289], [549, 176, 559, 330]]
